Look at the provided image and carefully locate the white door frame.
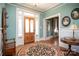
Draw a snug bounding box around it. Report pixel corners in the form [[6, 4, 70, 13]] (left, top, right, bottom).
[[43, 13, 61, 40], [16, 8, 40, 46]]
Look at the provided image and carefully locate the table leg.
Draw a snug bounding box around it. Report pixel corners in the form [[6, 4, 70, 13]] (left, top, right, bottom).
[[65, 45, 71, 56]]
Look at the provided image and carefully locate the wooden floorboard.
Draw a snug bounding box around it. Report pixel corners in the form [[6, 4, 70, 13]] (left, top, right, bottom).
[[16, 37, 79, 56]]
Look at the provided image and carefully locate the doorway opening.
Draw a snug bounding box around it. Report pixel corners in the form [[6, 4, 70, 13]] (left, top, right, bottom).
[[43, 14, 60, 46], [46, 17, 59, 38]]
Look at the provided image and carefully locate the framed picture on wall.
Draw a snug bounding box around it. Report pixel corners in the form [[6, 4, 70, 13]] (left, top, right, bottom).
[[71, 8, 79, 20], [62, 16, 71, 27]]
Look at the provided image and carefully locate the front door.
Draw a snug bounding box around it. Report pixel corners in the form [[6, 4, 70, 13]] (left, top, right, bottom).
[[24, 16, 35, 44]]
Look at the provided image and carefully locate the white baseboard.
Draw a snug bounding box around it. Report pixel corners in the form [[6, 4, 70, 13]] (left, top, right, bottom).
[[45, 36, 53, 40], [16, 36, 53, 47], [35, 37, 45, 41], [35, 35, 53, 41]]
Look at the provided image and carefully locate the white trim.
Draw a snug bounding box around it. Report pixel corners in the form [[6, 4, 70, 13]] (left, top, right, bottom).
[[16, 35, 53, 46], [59, 13, 61, 46], [35, 14, 40, 41], [16, 8, 24, 46], [15, 9, 17, 46], [44, 13, 60, 20], [43, 4, 66, 13], [16, 8, 40, 46], [15, 3, 64, 13], [45, 35, 53, 40], [8, 3, 41, 14], [42, 3, 61, 12], [43, 13, 61, 41], [36, 35, 53, 41], [10, 3, 65, 13], [16, 8, 18, 46]]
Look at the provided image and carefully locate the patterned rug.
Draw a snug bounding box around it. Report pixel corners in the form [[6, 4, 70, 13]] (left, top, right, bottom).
[[17, 43, 79, 56], [27, 44, 56, 56], [17, 43, 57, 56]]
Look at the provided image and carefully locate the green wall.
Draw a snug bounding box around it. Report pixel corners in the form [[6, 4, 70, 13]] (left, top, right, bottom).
[[40, 3, 79, 52], [39, 13, 44, 38], [39, 3, 79, 38], [0, 4, 16, 39], [6, 4, 16, 39]]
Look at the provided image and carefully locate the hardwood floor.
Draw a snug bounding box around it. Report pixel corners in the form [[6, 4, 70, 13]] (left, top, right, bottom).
[[16, 37, 59, 55], [16, 37, 79, 56]]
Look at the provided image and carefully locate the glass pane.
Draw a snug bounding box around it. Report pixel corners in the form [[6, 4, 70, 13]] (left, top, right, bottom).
[[30, 20, 34, 32], [25, 19, 29, 32], [36, 19, 38, 34]]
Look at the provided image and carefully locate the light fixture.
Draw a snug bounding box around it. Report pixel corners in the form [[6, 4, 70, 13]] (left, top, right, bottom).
[[32, 3, 39, 7], [71, 23, 78, 39]]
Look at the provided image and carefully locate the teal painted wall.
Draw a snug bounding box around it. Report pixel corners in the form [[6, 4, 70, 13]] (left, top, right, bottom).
[[0, 4, 5, 28], [40, 3, 79, 52], [39, 3, 79, 38], [6, 4, 16, 39], [39, 13, 44, 38]]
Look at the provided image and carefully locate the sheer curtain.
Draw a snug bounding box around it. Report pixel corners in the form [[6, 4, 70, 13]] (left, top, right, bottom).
[[54, 18, 58, 36], [54, 18, 58, 33]]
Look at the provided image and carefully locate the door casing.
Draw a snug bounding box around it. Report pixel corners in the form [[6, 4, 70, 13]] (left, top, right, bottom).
[[24, 16, 35, 44]]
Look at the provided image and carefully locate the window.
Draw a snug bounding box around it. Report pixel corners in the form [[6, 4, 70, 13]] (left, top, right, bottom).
[[25, 19, 29, 32], [30, 19, 34, 32]]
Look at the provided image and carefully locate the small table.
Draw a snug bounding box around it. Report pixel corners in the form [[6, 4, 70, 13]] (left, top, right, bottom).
[[61, 38, 79, 55]]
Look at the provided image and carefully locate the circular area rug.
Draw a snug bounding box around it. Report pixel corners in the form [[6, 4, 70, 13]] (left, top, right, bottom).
[[17, 43, 57, 56]]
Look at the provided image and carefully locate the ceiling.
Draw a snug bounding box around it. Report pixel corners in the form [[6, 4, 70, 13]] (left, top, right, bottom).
[[16, 3, 61, 12]]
